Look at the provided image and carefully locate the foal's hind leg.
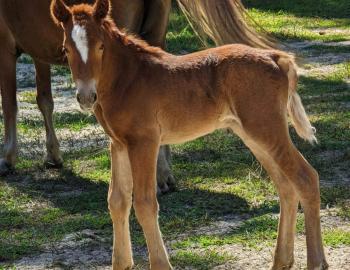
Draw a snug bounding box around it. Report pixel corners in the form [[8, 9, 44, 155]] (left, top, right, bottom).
[[0, 38, 17, 175], [233, 123, 327, 269], [34, 60, 62, 167], [273, 145, 327, 270], [245, 148, 299, 269]]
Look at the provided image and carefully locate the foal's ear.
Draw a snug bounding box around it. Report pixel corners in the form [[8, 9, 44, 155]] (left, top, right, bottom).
[[93, 0, 110, 22], [51, 0, 71, 25]]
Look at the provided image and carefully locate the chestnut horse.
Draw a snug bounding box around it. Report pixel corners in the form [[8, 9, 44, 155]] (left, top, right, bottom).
[[51, 0, 328, 269], [0, 0, 271, 192]]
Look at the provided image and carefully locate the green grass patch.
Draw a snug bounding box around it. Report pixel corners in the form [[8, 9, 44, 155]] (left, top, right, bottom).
[[19, 91, 37, 104], [14, 112, 98, 134], [17, 54, 33, 64], [323, 229, 350, 247], [243, 0, 350, 19], [166, 10, 204, 53], [247, 9, 350, 42], [172, 214, 305, 249], [51, 65, 71, 77], [171, 250, 234, 270]]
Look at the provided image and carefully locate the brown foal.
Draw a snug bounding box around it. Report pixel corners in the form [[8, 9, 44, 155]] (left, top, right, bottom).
[[51, 0, 328, 269]]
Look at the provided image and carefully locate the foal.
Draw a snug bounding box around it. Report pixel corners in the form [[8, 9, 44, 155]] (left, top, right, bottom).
[[51, 0, 328, 269]]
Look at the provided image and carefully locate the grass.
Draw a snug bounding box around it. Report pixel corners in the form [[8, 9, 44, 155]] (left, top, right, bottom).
[[18, 91, 37, 104], [166, 10, 205, 53], [14, 112, 98, 134], [0, 0, 349, 268], [247, 9, 350, 42], [171, 250, 234, 270], [173, 213, 350, 250], [243, 0, 350, 19]]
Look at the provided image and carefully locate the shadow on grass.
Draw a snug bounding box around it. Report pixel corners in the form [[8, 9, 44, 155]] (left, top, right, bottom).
[[298, 76, 349, 97], [304, 44, 350, 55], [243, 0, 350, 19], [15, 112, 97, 131], [0, 159, 278, 262]]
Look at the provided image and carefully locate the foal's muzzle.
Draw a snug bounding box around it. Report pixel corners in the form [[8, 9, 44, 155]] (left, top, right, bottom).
[[77, 92, 97, 105], [76, 91, 97, 111], [76, 80, 97, 111]]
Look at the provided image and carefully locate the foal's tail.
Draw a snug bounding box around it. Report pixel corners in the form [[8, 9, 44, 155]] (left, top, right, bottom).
[[277, 55, 317, 144]]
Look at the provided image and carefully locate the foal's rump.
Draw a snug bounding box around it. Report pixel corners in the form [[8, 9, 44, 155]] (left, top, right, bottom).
[[224, 48, 316, 144]]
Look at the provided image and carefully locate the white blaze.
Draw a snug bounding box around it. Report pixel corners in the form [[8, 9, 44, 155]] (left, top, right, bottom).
[[71, 24, 89, 63]]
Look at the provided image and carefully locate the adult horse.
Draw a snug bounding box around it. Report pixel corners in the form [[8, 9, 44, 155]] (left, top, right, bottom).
[[0, 0, 272, 191]]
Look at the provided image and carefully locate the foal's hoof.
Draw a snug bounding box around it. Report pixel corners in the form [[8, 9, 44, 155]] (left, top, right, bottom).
[[44, 156, 63, 169], [157, 174, 176, 195], [0, 159, 14, 176]]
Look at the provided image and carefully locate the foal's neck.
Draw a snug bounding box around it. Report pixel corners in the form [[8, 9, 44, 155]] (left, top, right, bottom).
[[98, 21, 166, 94]]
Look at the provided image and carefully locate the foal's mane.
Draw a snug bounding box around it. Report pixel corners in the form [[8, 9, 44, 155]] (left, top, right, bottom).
[[70, 4, 166, 58], [101, 17, 166, 57]]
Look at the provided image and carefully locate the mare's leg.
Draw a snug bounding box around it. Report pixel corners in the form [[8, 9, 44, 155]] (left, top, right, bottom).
[[111, 0, 145, 33], [141, 0, 175, 193], [111, 0, 175, 193], [0, 32, 17, 175], [157, 145, 176, 194], [142, 0, 172, 47], [109, 142, 134, 270], [34, 60, 62, 167], [128, 138, 172, 270], [231, 117, 327, 270]]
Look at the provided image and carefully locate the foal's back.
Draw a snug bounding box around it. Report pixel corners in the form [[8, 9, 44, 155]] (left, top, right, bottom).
[[139, 44, 290, 144]]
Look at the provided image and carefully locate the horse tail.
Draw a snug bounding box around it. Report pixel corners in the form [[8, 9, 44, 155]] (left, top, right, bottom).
[[176, 0, 275, 48], [276, 54, 317, 144]]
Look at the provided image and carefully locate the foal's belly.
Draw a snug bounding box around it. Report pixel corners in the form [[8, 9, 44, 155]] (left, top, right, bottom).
[[161, 124, 218, 145], [160, 110, 234, 145]]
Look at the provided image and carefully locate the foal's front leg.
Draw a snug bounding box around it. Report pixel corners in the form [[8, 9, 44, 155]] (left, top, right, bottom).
[[128, 139, 172, 270], [109, 142, 134, 270]]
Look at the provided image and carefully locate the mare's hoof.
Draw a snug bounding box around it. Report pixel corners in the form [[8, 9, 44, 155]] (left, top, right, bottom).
[[0, 159, 14, 176], [157, 174, 176, 195], [270, 259, 294, 270], [44, 156, 63, 169]]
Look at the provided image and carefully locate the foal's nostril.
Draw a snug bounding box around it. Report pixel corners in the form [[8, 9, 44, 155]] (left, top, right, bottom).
[[76, 94, 81, 103], [93, 93, 97, 103]]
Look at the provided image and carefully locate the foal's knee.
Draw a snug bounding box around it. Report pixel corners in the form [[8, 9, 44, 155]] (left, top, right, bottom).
[[295, 164, 321, 207], [133, 196, 159, 224], [108, 192, 132, 221]]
